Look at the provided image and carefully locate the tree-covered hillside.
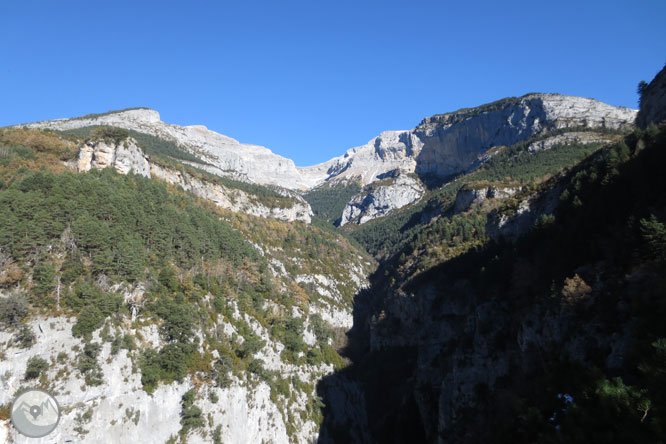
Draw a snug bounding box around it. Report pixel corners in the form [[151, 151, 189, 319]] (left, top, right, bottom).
[[304, 181, 362, 224], [318, 122, 666, 443], [0, 126, 373, 443]]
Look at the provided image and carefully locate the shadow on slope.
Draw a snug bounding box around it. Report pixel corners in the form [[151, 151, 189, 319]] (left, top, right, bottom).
[[316, 124, 666, 443]]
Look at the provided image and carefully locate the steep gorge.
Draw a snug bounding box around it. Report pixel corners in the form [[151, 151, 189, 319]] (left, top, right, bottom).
[[316, 67, 666, 444], [1, 72, 662, 444]]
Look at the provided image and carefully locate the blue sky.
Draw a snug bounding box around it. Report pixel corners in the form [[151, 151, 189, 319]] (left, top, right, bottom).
[[1, 1, 664, 166]]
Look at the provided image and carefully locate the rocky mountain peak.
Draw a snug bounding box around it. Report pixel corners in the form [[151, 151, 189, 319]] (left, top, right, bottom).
[[104, 107, 162, 123], [417, 93, 636, 132]]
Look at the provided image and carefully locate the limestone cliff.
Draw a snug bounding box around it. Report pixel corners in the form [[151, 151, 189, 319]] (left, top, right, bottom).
[[339, 174, 425, 226], [77, 138, 151, 177], [300, 94, 636, 186], [24, 94, 635, 198]]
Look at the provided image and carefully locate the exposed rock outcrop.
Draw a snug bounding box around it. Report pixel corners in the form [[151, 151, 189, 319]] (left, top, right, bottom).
[[149, 163, 313, 223], [304, 94, 635, 224], [77, 138, 151, 177], [525, 131, 619, 153], [0, 315, 318, 444], [23, 94, 636, 227], [25, 94, 635, 195], [453, 184, 518, 214], [339, 174, 425, 226]]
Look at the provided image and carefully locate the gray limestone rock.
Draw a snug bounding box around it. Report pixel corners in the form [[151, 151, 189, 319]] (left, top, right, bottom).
[[339, 174, 425, 226]]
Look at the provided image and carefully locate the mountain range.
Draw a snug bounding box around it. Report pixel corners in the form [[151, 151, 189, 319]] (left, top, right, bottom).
[[0, 65, 664, 444], [22, 93, 636, 227]]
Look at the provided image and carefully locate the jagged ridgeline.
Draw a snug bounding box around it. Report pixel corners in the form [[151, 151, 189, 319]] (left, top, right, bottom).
[[0, 127, 373, 443]]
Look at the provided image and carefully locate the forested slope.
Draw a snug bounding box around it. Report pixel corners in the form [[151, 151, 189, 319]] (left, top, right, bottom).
[[0, 127, 373, 444], [318, 123, 666, 442]]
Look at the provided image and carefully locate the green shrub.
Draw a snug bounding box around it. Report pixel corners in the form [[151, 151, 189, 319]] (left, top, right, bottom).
[[213, 355, 234, 388], [110, 336, 121, 355], [158, 342, 194, 382], [140, 341, 198, 393], [310, 313, 333, 343], [72, 305, 104, 338], [213, 425, 223, 444], [239, 334, 265, 359], [641, 214, 666, 263], [25, 356, 48, 380], [248, 359, 270, 380], [180, 389, 204, 436], [77, 342, 104, 386], [90, 126, 129, 145], [121, 334, 136, 351], [13, 325, 35, 348], [33, 262, 56, 298], [139, 349, 162, 393]]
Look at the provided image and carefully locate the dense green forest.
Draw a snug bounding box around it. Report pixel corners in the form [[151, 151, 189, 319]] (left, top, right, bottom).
[[427, 124, 666, 443], [0, 168, 257, 276], [304, 181, 361, 223]]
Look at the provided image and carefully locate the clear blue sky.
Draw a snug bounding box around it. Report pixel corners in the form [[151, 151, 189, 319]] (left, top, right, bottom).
[[1, 0, 664, 166]]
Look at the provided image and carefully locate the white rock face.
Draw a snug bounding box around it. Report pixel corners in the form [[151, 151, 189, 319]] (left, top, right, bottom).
[[76, 137, 313, 223], [339, 174, 425, 226], [149, 163, 313, 223], [77, 138, 151, 177], [302, 94, 636, 188], [0, 317, 189, 444], [0, 315, 326, 444], [299, 130, 422, 188], [413, 94, 636, 178], [304, 94, 634, 224]]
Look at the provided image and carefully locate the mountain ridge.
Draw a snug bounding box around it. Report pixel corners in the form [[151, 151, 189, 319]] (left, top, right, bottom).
[[20, 93, 637, 190], [18, 94, 637, 228]]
